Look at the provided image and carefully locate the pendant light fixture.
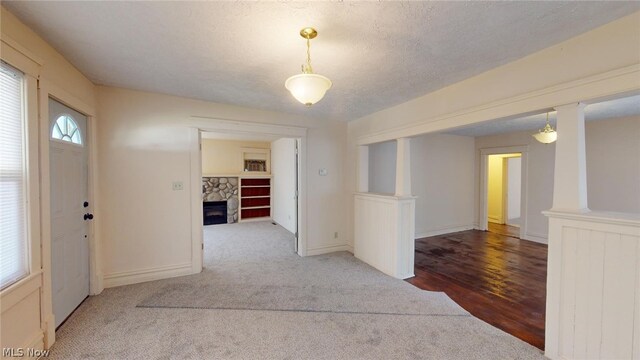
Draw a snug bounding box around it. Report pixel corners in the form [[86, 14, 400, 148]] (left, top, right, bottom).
[[532, 112, 557, 144], [285, 27, 332, 106]]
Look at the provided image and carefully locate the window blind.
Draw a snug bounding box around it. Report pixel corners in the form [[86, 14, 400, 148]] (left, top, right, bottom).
[[0, 62, 28, 289]]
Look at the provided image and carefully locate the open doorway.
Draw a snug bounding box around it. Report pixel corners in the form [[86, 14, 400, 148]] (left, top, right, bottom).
[[487, 153, 522, 238], [199, 131, 301, 255]]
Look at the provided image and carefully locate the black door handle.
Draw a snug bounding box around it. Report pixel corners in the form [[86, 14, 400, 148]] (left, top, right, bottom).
[[84, 213, 94, 220]]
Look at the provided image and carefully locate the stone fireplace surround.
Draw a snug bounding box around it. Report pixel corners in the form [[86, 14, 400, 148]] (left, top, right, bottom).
[[202, 177, 239, 223]]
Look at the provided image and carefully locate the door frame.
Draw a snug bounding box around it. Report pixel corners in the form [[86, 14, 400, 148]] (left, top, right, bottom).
[[38, 80, 100, 347], [479, 145, 528, 240], [504, 156, 522, 227], [187, 117, 308, 274]]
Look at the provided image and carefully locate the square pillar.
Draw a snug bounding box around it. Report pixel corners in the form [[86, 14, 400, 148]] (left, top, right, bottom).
[[356, 145, 369, 193], [552, 103, 588, 212], [395, 138, 411, 196]]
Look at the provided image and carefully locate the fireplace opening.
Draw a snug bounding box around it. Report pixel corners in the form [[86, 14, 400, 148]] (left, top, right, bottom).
[[203, 201, 227, 225]]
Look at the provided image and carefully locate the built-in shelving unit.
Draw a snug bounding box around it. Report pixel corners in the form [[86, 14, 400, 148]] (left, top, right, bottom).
[[239, 177, 271, 221]]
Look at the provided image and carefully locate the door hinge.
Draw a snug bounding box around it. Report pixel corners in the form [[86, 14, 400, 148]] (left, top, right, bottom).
[[202, 243, 204, 250]]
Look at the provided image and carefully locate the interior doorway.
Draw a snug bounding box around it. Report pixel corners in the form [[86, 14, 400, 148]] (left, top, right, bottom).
[[198, 131, 302, 254], [487, 153, 522, 237], [479, 146, 528, 240]]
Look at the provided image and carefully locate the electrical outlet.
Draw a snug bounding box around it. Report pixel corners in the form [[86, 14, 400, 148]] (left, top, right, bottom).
[[319, 168, 328, 176], [172, 181, 184, 191], [334, 232, 338, 239]]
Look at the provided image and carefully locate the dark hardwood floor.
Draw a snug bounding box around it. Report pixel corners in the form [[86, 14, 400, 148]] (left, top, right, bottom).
[[407, 224, 547, 350]]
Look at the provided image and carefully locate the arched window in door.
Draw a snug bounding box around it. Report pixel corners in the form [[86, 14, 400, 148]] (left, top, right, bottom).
[[51, 115, 82, 145]]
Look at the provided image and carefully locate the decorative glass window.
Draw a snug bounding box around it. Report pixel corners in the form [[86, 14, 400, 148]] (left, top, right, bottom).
[[52, 115, 82, 145]]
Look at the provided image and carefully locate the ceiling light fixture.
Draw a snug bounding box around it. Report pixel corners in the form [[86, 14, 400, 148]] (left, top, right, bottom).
[[532, 112, 557, 144], [285, 27, 332, 106]]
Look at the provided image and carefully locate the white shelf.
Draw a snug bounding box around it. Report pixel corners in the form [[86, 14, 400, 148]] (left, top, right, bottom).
[[241, 185, 270, 188], [242, 195, 270, 199], [239, 216, 272, 223], [241, 205, 270, 210]]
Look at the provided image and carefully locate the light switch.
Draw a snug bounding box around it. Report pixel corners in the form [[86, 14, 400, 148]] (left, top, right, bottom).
[[319, 168, 328, 176], [172, 181, 184, 191]]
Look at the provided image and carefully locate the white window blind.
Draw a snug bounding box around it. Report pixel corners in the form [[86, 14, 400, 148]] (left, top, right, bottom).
[[0, 62, 28, 289]]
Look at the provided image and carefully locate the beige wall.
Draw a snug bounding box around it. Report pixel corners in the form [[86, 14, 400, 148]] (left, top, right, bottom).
[[97, 86, 348, 281], [202, 139, 270, 175], [1, 5, 97, 352]]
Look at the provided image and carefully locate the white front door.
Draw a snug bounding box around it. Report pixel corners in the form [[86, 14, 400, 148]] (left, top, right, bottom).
[[49, 98, 90, 328]]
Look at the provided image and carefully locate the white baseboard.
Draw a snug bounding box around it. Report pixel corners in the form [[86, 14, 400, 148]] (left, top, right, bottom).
[[522, 232, 548, 244], [103, 262, 193, 288], [415, 224, 475, 239], [306, 244, 351, 256], [398, 272, 415, 280], [43, 312, 55, 348]]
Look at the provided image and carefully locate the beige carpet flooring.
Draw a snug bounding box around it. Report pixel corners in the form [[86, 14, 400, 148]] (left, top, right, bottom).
[[49, 221, 545, 359]]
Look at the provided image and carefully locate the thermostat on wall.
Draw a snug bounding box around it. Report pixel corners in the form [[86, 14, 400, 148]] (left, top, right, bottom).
[[319, 168, 328, 176]]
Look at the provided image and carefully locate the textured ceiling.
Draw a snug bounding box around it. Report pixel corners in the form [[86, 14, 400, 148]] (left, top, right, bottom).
[[445, 95, 640, 137], [4, 1, 639, 120]]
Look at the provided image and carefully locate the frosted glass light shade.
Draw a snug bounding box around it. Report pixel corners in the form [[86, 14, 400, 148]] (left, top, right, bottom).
[[285, 73, 332, 106], [532, 127, 557, 144]]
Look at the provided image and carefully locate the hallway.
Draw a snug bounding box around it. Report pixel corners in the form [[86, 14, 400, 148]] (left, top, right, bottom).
[[408, 227, 547, 349]]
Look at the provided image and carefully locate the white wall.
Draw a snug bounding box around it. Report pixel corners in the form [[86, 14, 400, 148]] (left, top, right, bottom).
[[271, 138, 296, 234], [368, 140, 396, 194], [586, 115, 640, 213], [507, 157, 522, 223], [97, 86, 348, 284], [411, 134, 475, 237]]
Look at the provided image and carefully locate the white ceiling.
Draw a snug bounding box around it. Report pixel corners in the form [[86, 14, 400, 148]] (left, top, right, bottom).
[[4, 1, 639, 120], [445, 95, 640, 137]]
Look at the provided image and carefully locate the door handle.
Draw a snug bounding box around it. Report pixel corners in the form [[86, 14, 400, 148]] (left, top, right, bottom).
[[84, 213, 94, 221]]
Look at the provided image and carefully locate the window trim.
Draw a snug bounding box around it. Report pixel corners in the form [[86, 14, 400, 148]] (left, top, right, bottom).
[[0, 50, 41, 295]]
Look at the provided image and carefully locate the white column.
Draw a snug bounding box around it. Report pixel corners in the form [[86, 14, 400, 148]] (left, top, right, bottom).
[[356, 145, 369, 193], [395, 138, 411, 196], [552, 103, 589, 212]]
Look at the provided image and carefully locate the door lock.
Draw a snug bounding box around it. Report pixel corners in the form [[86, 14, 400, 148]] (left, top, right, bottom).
[[83, 213, 94, 220], [83, 201, 89, 208]]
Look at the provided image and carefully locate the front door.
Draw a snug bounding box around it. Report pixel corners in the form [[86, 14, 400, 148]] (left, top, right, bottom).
[[49, 98, 90, 328]]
